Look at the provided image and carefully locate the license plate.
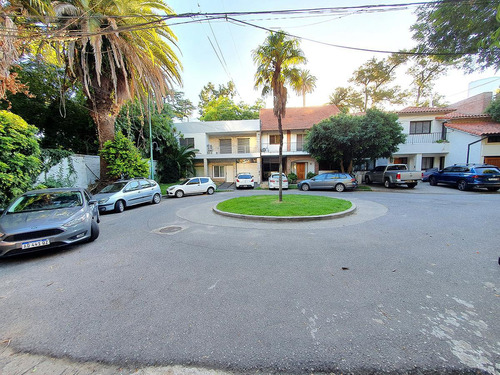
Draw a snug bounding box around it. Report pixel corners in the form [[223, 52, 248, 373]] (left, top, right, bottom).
[[489, 178, 499, 181], [21, 239, 50, 249]]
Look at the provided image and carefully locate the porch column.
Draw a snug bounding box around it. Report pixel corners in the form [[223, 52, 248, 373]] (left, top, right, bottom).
[[414, 154, 422, 171]]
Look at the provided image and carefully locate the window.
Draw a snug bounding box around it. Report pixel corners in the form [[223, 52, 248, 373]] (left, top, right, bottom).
[[410, 121, 431, 134], [179, 137, 194, 148], [237, 138, 250, 153], [487, 135, 500, 143], [214, 165, 225, 178], [269, 135, 280, 144], [219, 139, 232, 154], [296, 134, 305, 151], [422, 157, 434, 170], [126, 181, 140, 191], [187, 178, 200, 185]]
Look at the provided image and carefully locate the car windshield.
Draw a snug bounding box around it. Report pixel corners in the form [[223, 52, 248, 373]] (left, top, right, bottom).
[[238, 174, 252, 179], [99, 182, 127, 193], [179, 179, 190, 185], [7, 191, 83, 213], [474, 167, 500, 175]]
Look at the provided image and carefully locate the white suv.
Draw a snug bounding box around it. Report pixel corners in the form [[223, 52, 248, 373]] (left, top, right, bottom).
[[167, 177, 216, 198]]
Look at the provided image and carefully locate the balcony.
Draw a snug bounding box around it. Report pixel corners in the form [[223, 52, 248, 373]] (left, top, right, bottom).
[[405, 132, 445, 144], [261, 142, 307, 154], [205, 144, 260, 155]]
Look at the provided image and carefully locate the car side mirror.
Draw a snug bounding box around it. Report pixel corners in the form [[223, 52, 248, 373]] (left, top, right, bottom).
[[89, 199, 97, 205]]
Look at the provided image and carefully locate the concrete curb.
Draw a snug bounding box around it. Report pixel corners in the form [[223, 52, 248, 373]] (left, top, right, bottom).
[[212, 202, 357, 222]]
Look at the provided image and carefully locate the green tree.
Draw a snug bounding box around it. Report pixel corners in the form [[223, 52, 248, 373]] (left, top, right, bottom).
[[406, 57, 448, 106], [0, 110, 42, 205], [167, 91, 195, 121], [51, 0, 182, 181], [411, 1, 499, 72], [156, 144, 197, 183], [253, 31, 306, 201], [291, 69, 317, 107], [305, 110, 405, 173], [198, 81, 237, 116], [2, 61, 98, 154], [350, 56, 407, 111], [328, 87, 364, 113], [99, 131, 149, 179], [200, 97, 263, 121], [486, 94, 500, 122]]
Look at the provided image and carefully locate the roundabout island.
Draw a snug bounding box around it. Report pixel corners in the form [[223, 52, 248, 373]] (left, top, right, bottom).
[[213, 194, 357, 221]]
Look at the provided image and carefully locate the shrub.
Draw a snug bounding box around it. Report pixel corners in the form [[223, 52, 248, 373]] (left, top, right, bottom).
[[287, 172, 298, 183], [307, 172, 317, 179], [99, 131, 149, 179], [0, 111, 41, 206]]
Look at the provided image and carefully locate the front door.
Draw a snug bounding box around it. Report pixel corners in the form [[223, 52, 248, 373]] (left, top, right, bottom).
[[226, 166, 234, 182], [296, 163, 306, 180]]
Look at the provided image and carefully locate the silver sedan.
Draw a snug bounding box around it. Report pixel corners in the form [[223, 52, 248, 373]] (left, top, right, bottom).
[[0, 188, 100, 257]]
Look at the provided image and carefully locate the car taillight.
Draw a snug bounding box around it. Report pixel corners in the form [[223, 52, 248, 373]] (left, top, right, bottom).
[[471, 175, 479, 179], [351, 178, 356, 182], [251, 179, 254, 182], [396, 173, 401, 180], [236, 179, 240, 182], [283, 179, 288, 182], [270, 179, 275, 183]]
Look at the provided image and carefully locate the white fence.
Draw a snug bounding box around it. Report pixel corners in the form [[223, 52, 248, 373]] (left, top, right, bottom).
[[36, 155, 100, 188]]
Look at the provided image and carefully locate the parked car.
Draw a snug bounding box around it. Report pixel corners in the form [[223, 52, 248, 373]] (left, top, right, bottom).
[[94, 177, 162, 213], [235, 173, 254, 189], [268, 173, 288, 190], [0, 188, 99, 257], [422, 168, 439, 182], [167, 177, 216, 198], [428, 164, 500, 191], [298, 172, 358, 192], [364, 164, 422, 188]]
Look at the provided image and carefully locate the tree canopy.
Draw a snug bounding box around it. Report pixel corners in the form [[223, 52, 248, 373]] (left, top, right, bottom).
[[305, 109, 406, 173], [411, 1, 500, 72], [0, 110, 42, 205], [199, 97, 263, 121]]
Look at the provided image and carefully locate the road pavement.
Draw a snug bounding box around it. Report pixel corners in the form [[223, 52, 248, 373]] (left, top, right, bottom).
[[1, 183, 499, 374]]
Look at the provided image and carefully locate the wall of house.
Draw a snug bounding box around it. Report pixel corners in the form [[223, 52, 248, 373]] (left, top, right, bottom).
[[207, 135, 259, 154], [398, 115, 443, 134], [178, 133, 207, 153], [446, 129, 481, 165], [482, 139, 500, 163]]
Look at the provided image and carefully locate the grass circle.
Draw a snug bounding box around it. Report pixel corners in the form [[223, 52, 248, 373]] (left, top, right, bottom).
[[216, 195, 352, 217]]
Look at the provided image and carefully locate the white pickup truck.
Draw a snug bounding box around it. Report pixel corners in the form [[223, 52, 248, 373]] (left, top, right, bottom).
[[364, 164, 422, 188]]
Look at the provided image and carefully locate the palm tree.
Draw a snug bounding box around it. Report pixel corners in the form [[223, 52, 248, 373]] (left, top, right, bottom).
[[291, 69, 317, 107], [51, 0, 182, 181], [253, 31, 306, 201]]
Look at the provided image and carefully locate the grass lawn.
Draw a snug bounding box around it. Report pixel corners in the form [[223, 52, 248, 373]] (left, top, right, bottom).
[[216, 195, 352, 217]]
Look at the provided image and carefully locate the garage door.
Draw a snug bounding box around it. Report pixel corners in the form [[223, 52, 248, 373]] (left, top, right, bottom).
[[485, 157, 500, 168]]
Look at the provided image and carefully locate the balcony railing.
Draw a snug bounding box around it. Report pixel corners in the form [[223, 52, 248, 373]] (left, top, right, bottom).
[[405, 132, 445, 144], [206, 145, 259, 154], [261, 142, 306, 153]]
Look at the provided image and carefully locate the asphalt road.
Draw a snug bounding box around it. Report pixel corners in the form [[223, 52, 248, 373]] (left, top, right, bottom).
[[1, 184, 499, 374]]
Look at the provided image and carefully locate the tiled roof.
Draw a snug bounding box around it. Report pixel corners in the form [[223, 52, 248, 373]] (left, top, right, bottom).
[[436, 112, 491, 120], [260, 105, 340, 131], [445, 122, 500, 136], [397, 107, 453, 114]]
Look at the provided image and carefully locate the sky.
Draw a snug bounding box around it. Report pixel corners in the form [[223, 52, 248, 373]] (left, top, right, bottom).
[[167, 0, 499, 117]]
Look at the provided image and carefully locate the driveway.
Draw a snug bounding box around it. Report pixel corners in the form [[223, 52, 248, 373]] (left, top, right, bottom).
[[0, 188, 498, 374]]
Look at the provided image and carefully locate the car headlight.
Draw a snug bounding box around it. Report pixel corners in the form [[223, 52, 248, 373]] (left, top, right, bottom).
[[98, 198, 109, 204], [168, 186, 176, 191], [63, 213, 89, 228]]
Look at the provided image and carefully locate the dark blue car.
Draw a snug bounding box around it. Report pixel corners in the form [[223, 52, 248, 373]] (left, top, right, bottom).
[[429, 164, 500, 191]]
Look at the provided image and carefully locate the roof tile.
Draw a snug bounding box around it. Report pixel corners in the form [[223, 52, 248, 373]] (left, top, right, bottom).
[[260, 105, 340, 131]]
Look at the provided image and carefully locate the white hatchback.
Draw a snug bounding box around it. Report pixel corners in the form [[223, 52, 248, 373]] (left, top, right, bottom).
[[167, 177, 216, 198], [235, 173, 254, 189], [268, 173, 288, 190]]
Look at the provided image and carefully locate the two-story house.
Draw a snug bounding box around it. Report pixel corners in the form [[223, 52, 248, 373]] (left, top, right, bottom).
[[394, 92, 500, 170], [259, 105, 340, 180], [175, 119, 262, 184]]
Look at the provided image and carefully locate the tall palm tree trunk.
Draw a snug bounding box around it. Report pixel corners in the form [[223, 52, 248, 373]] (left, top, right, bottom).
[[278, 114, 283, 202]]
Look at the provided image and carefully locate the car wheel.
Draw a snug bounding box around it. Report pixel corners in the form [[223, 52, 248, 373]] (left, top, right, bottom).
[[114, 200, 125, 213], [407, 183, 417, 189], [457, 180, 469, 191], [152, 193, 161, 204], [429, 176, 438, 186], [335, 183, 345, 192], [384, 179, 393, 188], [207, 187, 215, 195], [364, 176, 372, 184], [487, 187, 499, 192], [88, 220, 99, 242], [175, 190, 184, 198], [301, 183, 310, 191]]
